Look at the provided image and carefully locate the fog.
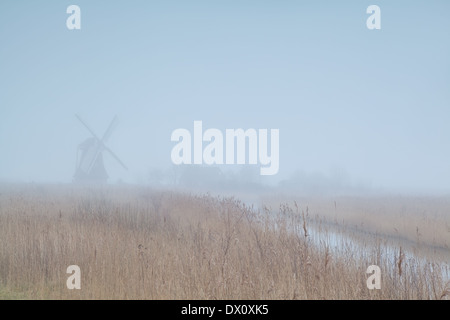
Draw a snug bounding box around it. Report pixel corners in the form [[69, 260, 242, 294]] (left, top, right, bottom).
[[1, 1, 449, 195]]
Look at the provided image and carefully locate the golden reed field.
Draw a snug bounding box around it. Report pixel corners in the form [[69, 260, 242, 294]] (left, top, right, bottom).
[[0, 184, 449, 299]]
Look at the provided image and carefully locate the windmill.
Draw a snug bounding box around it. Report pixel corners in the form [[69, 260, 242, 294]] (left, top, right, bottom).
[[73, 114, 128, 183]]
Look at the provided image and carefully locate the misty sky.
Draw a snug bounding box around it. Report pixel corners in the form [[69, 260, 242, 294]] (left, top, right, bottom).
[[0, 1, 449, 193]]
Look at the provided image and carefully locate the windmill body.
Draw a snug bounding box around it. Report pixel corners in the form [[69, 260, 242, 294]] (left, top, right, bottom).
[[74, 115, 127, 183]]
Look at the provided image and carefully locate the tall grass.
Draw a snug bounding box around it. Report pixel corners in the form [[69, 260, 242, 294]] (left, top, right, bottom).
[[0, 184, 448, 299]]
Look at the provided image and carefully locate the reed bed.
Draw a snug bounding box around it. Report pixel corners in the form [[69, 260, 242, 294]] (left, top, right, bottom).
[[0, 184, 448, 299]]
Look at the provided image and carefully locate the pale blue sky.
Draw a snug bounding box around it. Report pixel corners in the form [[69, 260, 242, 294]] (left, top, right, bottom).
[[0, 1, 449, 193]]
